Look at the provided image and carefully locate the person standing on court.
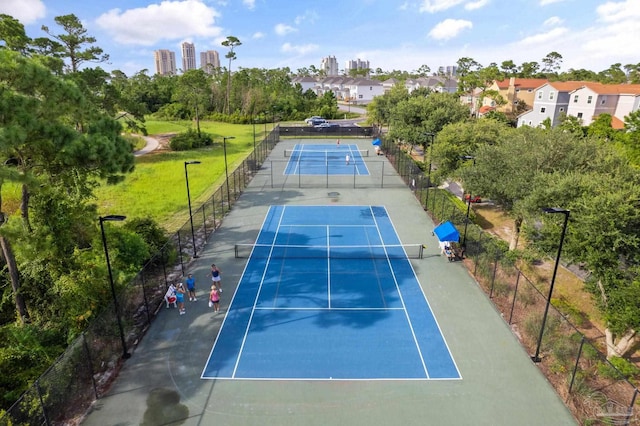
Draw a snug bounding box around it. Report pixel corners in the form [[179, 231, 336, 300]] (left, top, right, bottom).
[[175, 283, 186, 315], [209, 285, 221, 314], [211, 264, 222, 293], [185, 273, 196, 301], [345, 154, 350, 165]]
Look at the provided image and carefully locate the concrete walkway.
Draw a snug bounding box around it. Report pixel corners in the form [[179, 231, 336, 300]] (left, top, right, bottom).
[[133, 135, 160, 156], [81, 138, 576, 426]]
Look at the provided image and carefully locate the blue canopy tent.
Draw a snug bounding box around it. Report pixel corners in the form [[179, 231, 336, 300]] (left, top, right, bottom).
[[433, 221, 460, 246]]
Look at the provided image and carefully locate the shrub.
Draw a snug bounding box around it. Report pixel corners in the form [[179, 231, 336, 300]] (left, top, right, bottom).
[[169, 129, 213, 151], [598, 357, 640, 381]]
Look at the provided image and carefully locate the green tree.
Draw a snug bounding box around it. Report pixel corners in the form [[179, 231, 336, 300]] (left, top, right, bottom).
[[41, 14, 109, 73], [174, 69, 211, 136], [0, 50, 134, 324], [390, 92, 469, 144], [0, 14, 30, 53], [221, 35, 241, 114], [541, 51, 563, 76], [456, 57, 483, 94]]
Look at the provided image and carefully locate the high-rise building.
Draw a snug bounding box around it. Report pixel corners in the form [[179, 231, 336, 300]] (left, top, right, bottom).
[[321, 56, 339, 76], [346, 58, 370, 76], [181, 42, 197, 71], [200, 50, 220, 73], [438, 65, 458, 76], [154, 49, 177, 75]]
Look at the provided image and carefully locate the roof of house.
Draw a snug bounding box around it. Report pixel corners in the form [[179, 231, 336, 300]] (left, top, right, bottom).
[[545, 81, 592, 92], [478, 105, 496, 114], [611, 115, 625, 129], [569, 83, 640, 95], [495, 78, 548, 90]]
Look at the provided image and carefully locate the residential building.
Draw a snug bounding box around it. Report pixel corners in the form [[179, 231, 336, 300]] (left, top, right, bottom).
[[200, 50, 220, 73], [484, 78, 548, 114], [567, 83, 640, 127], [292, 76, 383, 104], [404, 76, 458, 94], [154, 49, 177, 75], [321, 56, 339, 76], [181, 42, 196, 71], [516, 81, 586, 128], [517, 82, 640, 128]]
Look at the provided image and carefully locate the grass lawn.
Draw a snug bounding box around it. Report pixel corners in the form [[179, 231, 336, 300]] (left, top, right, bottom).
[[473, 204, 604, 330], [96, 120, 269, 232]]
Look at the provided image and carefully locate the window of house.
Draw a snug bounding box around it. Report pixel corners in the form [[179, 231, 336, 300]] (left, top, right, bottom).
[[601, 96, 606, 105], [559, 107, 565, 112], [577, 112, 583, 118], [549, 91, 555, 100], [527, 89, 533, 92], [528, 120, 532, 126], [537, 91, 543, 100], [587, 95, 593, 104], [540, 107, 546, 113], [574, 95, 579, 103]]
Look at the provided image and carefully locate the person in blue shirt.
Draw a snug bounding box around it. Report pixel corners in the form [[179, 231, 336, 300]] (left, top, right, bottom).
[[185, 273, 197, 301]]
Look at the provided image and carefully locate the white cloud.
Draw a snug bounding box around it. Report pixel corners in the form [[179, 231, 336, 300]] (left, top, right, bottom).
[[465, 0, 489, 11], [95, 0, 222, 45], [518, 27, 568, 45], [428, 19, 472, 40], [252, 32, 265, 39], [0, 0, 45, 24], [281, 42, 318, 55], [540, 0, 566, 5], [580, 0, 640, 62], [242, 0, 256, 10], [543, 16, 564, 26], [294, 10, 319, 26], [274, 23, 297, 36], [419, 0, 465, 13]]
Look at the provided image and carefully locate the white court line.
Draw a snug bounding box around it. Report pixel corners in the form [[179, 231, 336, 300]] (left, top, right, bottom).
[[369, 206, 431, 379]]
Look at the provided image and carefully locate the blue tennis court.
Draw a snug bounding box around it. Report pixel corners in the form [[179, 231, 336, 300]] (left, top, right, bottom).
[[284, 143, 370, 175], [202, 205, 460, 380]]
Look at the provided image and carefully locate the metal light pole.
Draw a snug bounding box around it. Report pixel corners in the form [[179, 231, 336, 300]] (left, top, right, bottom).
[[223, 136, 235, 204], [99, 215, 130, 359], [424, 132, 435, 210], [532, 207, 570, 363], [184, 161, 201, 258], [460, 155, 476, 247]]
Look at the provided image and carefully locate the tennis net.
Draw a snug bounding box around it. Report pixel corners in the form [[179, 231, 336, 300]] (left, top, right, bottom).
[[234, 243, 424, 259], [284, 149, 369, 159]]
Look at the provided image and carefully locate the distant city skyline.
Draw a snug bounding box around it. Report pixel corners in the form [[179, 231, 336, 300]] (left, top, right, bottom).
[[2, 0, 638, 77]]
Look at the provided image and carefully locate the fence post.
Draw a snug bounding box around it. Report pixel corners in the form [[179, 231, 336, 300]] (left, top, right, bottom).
[[177, 231, 185, 276], [567, 335, 585, 398], [624, 389, 638, 426], [202, 206, 207, 238], [473, 232, 483, 277], [140, 270, 151, 325], [82, 332, 99, 399], [35, 379, 51, 426], [508, 271, 521, 324], [489, 255, 499, 298]]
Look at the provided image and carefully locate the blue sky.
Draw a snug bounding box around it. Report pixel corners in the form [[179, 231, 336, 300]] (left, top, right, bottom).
[[1, 0, 639, 77]]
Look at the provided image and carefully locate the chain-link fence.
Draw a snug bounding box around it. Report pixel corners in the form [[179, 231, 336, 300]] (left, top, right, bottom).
[[381, 135, 640, 425], [0, 129, 280, 426]]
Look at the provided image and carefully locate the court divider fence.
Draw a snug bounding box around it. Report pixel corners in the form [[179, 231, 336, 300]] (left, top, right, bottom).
[[0, 128, 283, 426], [380, 136, 640, 425]]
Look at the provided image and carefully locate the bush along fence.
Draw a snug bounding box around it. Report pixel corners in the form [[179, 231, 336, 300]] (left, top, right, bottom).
[[0, 129, 280, 426], [381, 136, 640, 425]]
